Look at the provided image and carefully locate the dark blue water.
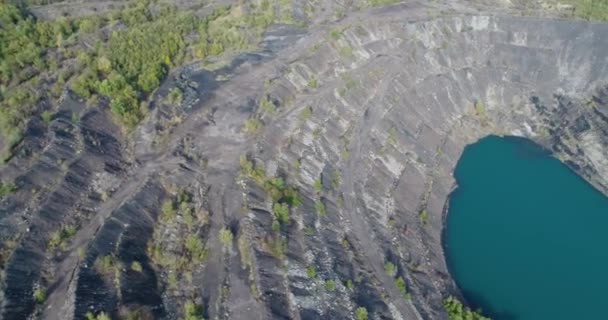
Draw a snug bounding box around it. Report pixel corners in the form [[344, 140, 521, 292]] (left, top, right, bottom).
[[445, 135, 608, 320]]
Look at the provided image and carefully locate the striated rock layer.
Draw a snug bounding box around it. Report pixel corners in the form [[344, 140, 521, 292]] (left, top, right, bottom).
[[2, 3, 608, 320]]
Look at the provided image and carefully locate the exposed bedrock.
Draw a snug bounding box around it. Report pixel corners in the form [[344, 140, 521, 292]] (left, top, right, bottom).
[[225, 13, 608, 319], [2, 6, 608, 320]]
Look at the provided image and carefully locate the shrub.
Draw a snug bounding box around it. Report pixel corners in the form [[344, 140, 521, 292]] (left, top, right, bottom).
[[315, 201, 326, 217], [41, 110, 53, 124], [33, 287, 46, 304], [86, 312, 111, 320], [219, 227, 234, 247], [308, 76, 318, 89], [313, 179, 323, 193], [94, 255, 118, 276], [167, 87, 184, 105], [299, 106, 313, 121], [0, 181, 17, 198], [395, 276, 407, 296], [184, 300, 204, 320], [264, 177, 285, 200], [346, 279, 354, 290], [265, 237, 286, 259], [325, 279, 336, 291], [185, 234, 207, 263], [161, 200, 176, 221], [273, 202, 290, 224], [329, 28, 342, 40], [420, 209, 428, 225], [332, 171, 341, 189], [48, 225, 77, 250], [131, 261, 143, 272], [244, 118, 263, 134], [239, 155, 266, 184], [259, 95, 276, 114], [443, 296, 490, 320], [355, 307, 368, 320], [306, 265, 317, 278], [384, 261, 397, 277]]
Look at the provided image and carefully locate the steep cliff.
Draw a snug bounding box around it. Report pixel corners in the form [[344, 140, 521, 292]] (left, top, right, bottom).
[[1, 1, 608, 319]]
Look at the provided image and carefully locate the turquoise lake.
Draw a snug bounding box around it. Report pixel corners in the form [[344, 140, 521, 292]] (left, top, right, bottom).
[[444, 135, 608, 320]]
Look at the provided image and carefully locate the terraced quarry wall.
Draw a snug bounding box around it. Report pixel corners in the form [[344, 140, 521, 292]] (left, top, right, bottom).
[[1, 2, 608, 320]]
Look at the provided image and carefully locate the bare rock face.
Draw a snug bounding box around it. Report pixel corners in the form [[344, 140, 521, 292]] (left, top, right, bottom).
[[2, 2, 608, 320]]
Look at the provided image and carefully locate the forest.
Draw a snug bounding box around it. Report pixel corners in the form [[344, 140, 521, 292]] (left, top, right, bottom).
[[0, 0, 284, 161]]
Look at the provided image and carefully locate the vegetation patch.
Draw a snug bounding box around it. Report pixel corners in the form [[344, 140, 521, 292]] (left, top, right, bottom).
[[325, 279, 336, 291], [33, 287, 46, 304], [48, 224, 77, 250], [444, 296, 490, 320], [369, 0, 401, 7], [0, 0, 299, 161], [184, 300, 205, 320], [219, 227, 234, 247], [355, 307, 369, 320], [306, 265, 317, 278], [315, 200, 326, 217], [563, 0, 608, 21], [130, 261, 143, 272], [0, 181, 17, 198], [86, 312, 111, 320]]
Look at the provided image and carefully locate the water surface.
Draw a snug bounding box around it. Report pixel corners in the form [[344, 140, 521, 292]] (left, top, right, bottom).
[[445, 135, 608, 320]]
